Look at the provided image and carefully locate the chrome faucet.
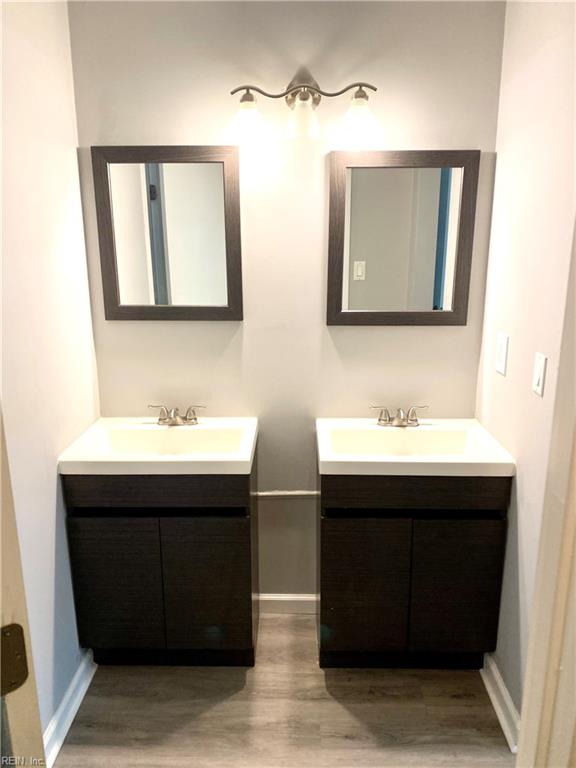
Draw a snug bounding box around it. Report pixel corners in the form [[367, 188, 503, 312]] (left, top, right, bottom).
[[370, 405, 428, 427], [148, 404, 205, 426]]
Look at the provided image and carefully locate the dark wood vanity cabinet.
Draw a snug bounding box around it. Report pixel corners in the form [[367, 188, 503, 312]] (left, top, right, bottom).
[[63, 473, 258, 665], [160, 517, 253, 650], [409, 518, 507, 654], [319, 475, 511, 668], [321, 518, 411, 652], [67, 517, 166, 650]]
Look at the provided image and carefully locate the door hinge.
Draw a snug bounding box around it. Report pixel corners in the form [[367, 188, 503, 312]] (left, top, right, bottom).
[[1, 624, 28, 696]]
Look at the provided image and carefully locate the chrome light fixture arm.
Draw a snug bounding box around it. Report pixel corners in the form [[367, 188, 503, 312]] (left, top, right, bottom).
[[230, 82, 377, 101], [231, 67, 376, 110]]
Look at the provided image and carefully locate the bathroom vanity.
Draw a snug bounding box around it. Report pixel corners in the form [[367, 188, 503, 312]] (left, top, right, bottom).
[[59, 417, 259, 665], [316, 418, 515, 668]]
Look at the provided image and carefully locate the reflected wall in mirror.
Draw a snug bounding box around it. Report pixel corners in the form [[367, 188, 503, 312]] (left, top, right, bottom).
[[92, 146, 242, 320], [327, 151, 480, 325], [344, 167, 463, 312]]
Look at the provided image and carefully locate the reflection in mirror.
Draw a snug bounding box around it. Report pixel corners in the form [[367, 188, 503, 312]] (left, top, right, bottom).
[[92, 146, 242, 321], [326, 151, 480, 326], [343, 167, 463, 312], [109, 163, 227, 307]]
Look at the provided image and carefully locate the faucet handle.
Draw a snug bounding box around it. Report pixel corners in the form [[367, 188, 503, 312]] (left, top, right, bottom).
[[148, 404, 169, 421], [370, 405, 390, 425], [184, 405, 206, 423], [407, 405, 428, 425]]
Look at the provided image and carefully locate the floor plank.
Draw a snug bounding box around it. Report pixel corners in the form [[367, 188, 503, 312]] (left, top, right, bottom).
[[56, 615, 513, 768]]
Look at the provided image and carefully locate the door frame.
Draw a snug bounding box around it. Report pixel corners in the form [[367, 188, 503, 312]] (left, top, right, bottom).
[[1, 415, 46, 763]]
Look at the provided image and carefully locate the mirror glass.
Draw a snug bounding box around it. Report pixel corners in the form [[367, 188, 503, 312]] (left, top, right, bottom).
[[109, 162, 227, 307], [342, 167, 463, 312]]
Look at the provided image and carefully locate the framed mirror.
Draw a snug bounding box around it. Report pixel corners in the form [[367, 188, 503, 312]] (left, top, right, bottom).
[[91, 146, 242, 320], [326, 150, 480, 325]]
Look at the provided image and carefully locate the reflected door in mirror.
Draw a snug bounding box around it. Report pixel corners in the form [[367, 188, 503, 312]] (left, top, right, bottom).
[[109, 162, 227, 307], [343, 167, 463, 312]]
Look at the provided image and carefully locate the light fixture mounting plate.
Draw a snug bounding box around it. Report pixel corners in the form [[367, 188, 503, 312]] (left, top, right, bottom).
[[285, 66, 322, 110]]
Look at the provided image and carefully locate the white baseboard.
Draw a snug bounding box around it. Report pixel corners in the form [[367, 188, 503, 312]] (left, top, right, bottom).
[[259, 593, 318, 614], [43, 650, 97, 768], [481, 653, 521, 754]]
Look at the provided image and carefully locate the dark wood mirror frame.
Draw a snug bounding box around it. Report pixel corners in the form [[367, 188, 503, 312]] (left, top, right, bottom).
[[91, 145, 243, 320], [326, 150, 480, 326]]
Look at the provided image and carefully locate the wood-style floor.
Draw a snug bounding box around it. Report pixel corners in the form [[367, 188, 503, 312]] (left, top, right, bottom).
[[56, 615, 514, 768]]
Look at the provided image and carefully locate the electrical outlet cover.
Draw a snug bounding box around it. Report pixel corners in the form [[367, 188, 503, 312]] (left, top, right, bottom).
[[353, 261, 366, 281], [532, 352, 547, 397], [495, 332, 509, 376]]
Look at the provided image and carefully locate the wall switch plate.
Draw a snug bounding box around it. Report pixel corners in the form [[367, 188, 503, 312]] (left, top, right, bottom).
[[532, 353, 547, 397], [353, 261, 366, 281], [495, 332, 509, 376]]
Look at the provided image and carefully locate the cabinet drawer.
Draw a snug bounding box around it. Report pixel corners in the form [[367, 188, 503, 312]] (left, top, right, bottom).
[[321, 476, 512, 510], [320, 518, 412, 652], [160, 517, 253, 650], [67, 517, 165, 649], [409, 518, 506, 652], [63, 474, 250, 508]]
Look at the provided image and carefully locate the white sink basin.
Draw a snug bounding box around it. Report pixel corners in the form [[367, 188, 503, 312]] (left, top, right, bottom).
[[316, 418, 515, 476], [58, 417, 258, 475]]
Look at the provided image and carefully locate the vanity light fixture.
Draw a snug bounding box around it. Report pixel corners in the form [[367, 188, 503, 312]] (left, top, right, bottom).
[[231, 67, 376, 111]]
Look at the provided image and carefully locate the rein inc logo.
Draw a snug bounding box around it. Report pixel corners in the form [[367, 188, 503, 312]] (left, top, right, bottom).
[[1, 759, 45, 766]]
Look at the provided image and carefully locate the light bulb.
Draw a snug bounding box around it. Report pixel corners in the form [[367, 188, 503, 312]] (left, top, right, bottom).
[[327, 90, 384, 151], [287, 94, 321, 141], [225, 95, 279, 189], [228, 88, 266, 146]]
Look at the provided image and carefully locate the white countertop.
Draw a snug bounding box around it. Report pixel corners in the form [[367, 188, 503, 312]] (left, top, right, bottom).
[[316, 418, 515, 477], [58, 417, 258, 475]]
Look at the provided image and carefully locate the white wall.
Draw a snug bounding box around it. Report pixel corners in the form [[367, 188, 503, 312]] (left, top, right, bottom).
[[517, 233, 575, 765], [476, 1, 575, 710], [2, 1, 100, 732], [68, 1, 505, 594]]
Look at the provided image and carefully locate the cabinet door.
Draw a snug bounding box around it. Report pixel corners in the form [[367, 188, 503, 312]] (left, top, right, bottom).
[[160, 517, 253, 650], [67, 517, 165, 649], [320, 517, 412, 652], [409, 518, 506, 653]]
